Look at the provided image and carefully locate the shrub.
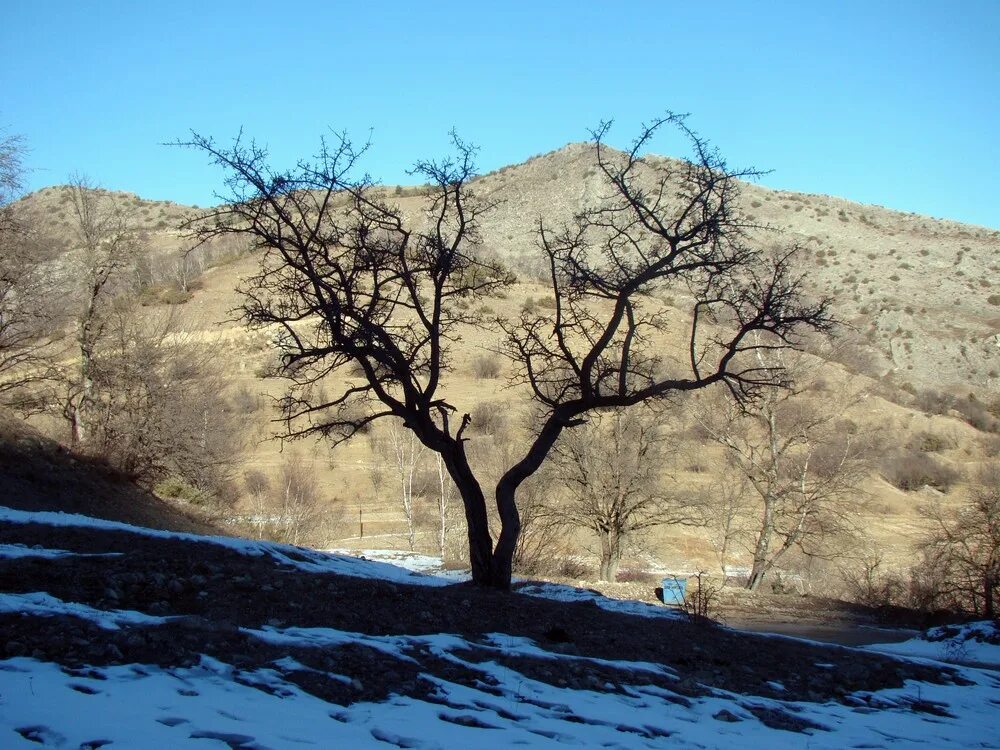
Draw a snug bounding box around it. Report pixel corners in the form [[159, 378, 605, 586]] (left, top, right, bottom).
[[953, 396, 999, 433], [907, 431, 953, 453], [470, 354, 501, 379], [616, 566, 660, 584], [159, 287, 194, 305], [468, 400, 508, 435], [915, 388, 953, 416], [154, 476, 206, 503], [882, 451, 961, 493]]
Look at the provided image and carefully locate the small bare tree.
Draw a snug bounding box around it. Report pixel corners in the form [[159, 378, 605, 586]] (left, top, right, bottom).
[[919, 464, 1000, 620], [241, 457, 326, 545], [432, 452, 453, 558], [65, 175, 144, 445], [0, 137, 61, 407], [698, 370, 872, 591], [701, 475, 754, 577], [370, 419, 426, 550], [546, 408, 698, 581], [181, 113, 832, 588]]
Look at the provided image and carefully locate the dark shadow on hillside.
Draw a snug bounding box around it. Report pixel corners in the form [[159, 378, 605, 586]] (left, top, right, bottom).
[[0, 408, 220, 535]]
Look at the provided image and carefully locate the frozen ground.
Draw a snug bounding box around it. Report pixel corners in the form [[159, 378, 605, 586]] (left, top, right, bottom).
[[1, 507, 998, 749], [867, 621, 1000, 669]]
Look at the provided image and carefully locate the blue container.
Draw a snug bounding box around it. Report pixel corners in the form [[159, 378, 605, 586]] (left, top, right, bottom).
[[662, 576, 687, 605]]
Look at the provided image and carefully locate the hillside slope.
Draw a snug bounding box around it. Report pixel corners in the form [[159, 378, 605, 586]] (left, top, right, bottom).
[[469, 143, 1000, 394], [0, 409, 218, 534]]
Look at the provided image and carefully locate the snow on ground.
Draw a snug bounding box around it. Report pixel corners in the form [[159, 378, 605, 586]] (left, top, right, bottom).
[[867, 621, 1000, 669], [3, 627, 999, 749], [2, 508, 1000, 748], [0, 506, 455, 586], [0, 542, 121, 560], [0, 591, 174, 630], [518, 581, 688, 620], [327, 548, 471, 583]]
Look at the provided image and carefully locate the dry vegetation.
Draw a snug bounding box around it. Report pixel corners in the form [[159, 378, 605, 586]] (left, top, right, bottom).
[[2, 135, 999, 615]]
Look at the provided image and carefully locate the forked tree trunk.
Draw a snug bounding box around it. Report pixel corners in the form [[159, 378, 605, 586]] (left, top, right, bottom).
[[491, 417, 566, 589], [440, 443, 495, 587]]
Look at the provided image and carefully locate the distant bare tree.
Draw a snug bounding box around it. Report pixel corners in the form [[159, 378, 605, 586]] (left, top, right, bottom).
[[546, 408, 699, 581], [241, 456, 326, 545], [182, 113, 832, 588], [919, 464, 1000, 620], [65, 175, 144, 444], [273, 454, 323, 546], [701, 475, 754, 577], [86, 299, 242, 493], [698, 366, 872, 591], [432, 452, 453, 558], [0, 137, 61, 407], [370, 419, 427, 550]]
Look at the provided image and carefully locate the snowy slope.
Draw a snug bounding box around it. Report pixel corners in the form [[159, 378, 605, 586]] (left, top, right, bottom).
[[2, 508, 999, 749]]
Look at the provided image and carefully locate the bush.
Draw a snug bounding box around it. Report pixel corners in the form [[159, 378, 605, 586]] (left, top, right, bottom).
[[953, 396, 999, 433], [882, 451, 961, 493], [468, 400, 508, 435], [154, 476, 207, 503], [907, 431, 953, 453], [470, 354, 502, 379]]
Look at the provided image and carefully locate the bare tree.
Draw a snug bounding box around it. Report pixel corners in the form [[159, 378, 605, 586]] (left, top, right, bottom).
[[181, 113, 831, 588], [370, 419, 426, 551], [697, 373, 872, 591], [545, 408, 697, 581], [701, 475, 754, 577], [65, 175, 144, 444], [86, 298, 242, 493], [432, 452, 453, 558], [919, 464, 1000, 620], [0, 134, 62, 408], [241, 456, 325, 545]]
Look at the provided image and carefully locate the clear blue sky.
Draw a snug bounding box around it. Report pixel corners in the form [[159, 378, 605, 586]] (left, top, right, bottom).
[[3, 1, 998, 227]]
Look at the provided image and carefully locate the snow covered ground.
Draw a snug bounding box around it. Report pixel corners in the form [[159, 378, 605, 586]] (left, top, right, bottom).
[[867, 621, 1000, 669], [2, 508, 999, 748]]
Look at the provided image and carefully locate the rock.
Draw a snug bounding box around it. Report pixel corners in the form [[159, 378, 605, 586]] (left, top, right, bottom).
[[5, 641, 25, 656], [713, 709, 743, 722], [350, 678, 363, 692]]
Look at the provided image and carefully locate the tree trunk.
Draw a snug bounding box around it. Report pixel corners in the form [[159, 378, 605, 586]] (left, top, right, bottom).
[[492, 481, 521, 589], [598, 529, 621, 582], [440, 443, 494, 587], [985, 574, 996, 622], [747, 496, 776, 591], [493, 415, 569, 590]]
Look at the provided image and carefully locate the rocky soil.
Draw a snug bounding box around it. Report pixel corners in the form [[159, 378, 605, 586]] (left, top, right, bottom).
[[0, 515, 968, 716]]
